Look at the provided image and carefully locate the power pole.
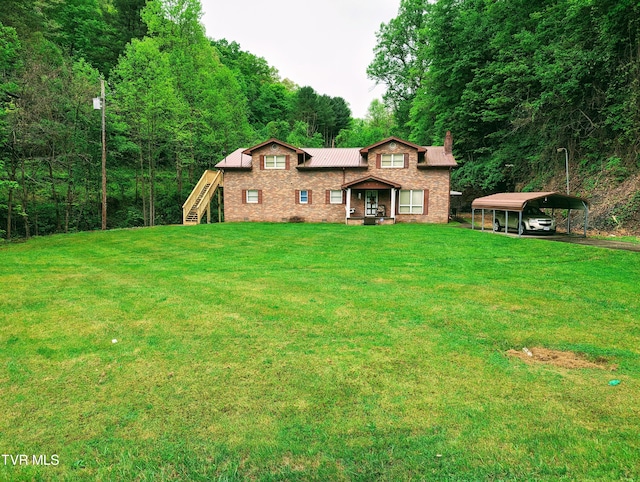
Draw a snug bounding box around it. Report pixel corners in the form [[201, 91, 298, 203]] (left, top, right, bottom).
[[101, 77, 107, 230]]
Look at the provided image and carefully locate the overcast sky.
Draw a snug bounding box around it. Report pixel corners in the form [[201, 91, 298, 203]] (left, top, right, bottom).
[[200, 0, 400, 119]]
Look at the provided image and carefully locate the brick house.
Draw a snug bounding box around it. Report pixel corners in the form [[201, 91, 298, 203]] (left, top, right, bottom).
[[213, 134, 457, 225]]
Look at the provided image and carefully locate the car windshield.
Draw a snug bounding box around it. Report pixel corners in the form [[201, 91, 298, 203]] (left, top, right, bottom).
[[523, 206, 545, 215]]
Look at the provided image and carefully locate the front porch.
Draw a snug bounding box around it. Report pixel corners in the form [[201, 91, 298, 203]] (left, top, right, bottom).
[[345, 216, 396, 226], [342, 176, 402, 225]]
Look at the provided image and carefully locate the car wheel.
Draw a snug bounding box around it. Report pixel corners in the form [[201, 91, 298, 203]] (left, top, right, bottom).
[[493, 220, 501, 232], [519, 222, 526, 235]]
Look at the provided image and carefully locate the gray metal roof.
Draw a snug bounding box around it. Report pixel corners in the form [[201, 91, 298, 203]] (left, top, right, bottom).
[[472, 192, 589, 211]]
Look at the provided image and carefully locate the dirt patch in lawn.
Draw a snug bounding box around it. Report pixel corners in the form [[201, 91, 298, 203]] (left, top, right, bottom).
[[507, 347, 617, 370]]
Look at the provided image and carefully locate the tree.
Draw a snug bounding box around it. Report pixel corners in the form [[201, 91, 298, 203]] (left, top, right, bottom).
[[335, 99, 396, 147], [0, 24, 20, 238], [44, 0, 119, 75], [111, 37, 180, 226], [367, 0, 430, 135]]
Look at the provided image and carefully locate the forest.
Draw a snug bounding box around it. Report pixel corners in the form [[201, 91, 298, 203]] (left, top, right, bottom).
[[1, 0, 639, 239], [0, 0, 373, 237], [369, 0, 640, 230]]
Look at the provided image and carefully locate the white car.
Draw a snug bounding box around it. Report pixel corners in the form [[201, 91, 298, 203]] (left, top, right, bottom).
[[493, 206, 556, 234]]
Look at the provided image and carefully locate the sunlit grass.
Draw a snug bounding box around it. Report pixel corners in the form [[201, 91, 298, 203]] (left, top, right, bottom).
[[1, 223, 639, 480]]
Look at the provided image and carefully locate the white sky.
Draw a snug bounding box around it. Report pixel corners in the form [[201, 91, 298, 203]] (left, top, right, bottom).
[[200, 0, 400, 119]]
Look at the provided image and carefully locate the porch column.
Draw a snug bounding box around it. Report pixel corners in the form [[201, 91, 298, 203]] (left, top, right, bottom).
[[390, 188, 396, 220], [346, 188, 352, 221]]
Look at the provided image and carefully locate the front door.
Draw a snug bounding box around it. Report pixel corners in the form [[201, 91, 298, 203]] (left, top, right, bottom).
[[365, 190, 378, 216]]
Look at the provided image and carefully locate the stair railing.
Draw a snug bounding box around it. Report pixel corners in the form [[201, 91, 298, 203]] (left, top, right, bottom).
[[182, 170, 223, 224]]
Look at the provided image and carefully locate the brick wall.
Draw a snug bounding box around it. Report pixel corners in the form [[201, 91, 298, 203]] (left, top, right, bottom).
[[222, 140, 451, 223]]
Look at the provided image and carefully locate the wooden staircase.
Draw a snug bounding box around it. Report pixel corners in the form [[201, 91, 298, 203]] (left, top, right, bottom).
[[182, 170, 223, 225]]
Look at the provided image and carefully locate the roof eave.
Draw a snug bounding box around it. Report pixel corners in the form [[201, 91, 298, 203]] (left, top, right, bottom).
[[417, 164, 457, 169], [297, 165, 368, 171]]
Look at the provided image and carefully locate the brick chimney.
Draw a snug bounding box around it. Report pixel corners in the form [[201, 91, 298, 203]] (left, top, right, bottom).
[[444, 131, 453, 154]]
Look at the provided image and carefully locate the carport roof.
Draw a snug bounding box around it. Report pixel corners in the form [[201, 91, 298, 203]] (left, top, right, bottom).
[[472, 192, 589, 211]]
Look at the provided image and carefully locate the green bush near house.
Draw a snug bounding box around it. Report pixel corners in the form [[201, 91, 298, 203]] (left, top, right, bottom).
[[1, 223, 639, 480]]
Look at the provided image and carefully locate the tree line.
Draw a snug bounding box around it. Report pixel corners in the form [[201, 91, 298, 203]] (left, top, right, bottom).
[[1, 0, 380, 239], [368, 0, 640, 203]]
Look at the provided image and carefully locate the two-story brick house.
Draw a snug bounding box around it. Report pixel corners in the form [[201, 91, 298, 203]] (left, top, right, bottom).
[[214, 134, 457, 224]]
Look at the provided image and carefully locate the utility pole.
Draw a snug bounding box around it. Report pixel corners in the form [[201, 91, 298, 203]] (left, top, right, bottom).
[[101, 77, 107, 230]]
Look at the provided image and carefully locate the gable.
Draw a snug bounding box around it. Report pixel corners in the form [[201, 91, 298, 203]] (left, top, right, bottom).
[[359, 137, 426, 156]]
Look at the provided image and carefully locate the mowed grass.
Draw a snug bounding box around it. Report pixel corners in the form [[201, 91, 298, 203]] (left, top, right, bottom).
[[1, 223, 639, 481]]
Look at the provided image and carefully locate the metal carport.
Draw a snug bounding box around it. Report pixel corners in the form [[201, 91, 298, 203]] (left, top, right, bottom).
[[471, 192, 590, 237]]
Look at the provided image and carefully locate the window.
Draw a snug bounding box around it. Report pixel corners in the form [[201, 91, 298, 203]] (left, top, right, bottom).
[[381, 153, 405, 168], [399, 190, 424, 214], [329, 190, 343, 204], [299, 190, 309, 204], [264, 155, 286, 169], [246, 190, 259, 204]]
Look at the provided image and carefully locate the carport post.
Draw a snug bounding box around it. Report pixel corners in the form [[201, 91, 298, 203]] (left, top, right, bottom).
[[472, 208, 475, 230], [583, 201, 588, 237], [518, 211, 523, 238], [505, 210, 508, 234], [481, 209, 485, 231], [492, 210, 496, 233]]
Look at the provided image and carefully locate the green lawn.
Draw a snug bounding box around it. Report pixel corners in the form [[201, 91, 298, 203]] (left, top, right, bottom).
[[1, 223, 639, 481]]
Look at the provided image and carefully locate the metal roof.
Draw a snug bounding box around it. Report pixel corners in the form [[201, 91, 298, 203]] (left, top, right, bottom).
[[215, 148, 252, 169], [472, 192, 589, 211], [215, 146, 457, 169], [300, 148, 366, 168], [422, 147, 457, 167]]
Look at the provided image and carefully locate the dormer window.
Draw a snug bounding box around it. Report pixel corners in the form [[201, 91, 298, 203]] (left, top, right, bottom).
[[265, 155, 286, 169], [381, 153, 405, 168]]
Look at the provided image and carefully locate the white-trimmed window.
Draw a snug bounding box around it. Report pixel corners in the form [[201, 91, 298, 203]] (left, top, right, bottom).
[[399, 190, 424, 214], [329, 190, 343, 204], [381, 153, 405, 168], [299, 190, 309, 204], [246, 189, 259, 204], [264, 155, 286, 169]]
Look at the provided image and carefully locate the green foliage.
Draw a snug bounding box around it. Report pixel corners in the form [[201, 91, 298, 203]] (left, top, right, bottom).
[[286, 120, 323, 148], [336, 99, 397, 147], [367, 0, 430, 135], [110, 0, 255, 225], [290, 86, 352, 147], [606, 191, 640, 229], [604, 156, 628, 183], [371, 0, 640, 194]]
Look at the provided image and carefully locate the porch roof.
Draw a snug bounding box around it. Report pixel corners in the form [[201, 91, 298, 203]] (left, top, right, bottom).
[[342, 175, 402, 190]]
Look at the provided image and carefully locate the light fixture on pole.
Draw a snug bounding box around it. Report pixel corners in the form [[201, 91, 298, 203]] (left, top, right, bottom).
[[557, 147, 570, 234], [556, 147, 569, 195]]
